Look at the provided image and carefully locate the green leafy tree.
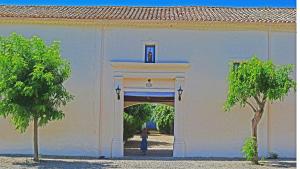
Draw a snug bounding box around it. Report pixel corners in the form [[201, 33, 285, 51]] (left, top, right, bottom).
[[0, 33, 73, 161], [123, 104, 153, 141], [152, 104, 174, 134], [123, 112, 139, 141], [224, 56, 296, 164], [124, 104, 152, 129]]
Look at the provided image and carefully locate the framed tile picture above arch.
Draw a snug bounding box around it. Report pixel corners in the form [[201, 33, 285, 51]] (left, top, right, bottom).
[[145, 44, 155, 63]]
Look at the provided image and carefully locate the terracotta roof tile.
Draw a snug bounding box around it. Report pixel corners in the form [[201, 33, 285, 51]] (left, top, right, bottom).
[[0, 5, 295, 24]]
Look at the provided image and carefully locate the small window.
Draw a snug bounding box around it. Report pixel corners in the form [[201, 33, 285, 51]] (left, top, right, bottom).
[[145, 45, 155, 63]]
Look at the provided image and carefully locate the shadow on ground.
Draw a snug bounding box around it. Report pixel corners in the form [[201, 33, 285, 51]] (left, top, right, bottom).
[[12, 159, 117, 169], [260, 160, 296, 168], [124, 140, 172, 148], [118, 157, 297, 168], [124, 149, 173, 157]]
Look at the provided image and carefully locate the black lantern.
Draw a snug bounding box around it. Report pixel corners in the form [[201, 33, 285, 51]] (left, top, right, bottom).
[[115, 85, 121, 100], [177, 86, 183, 101], [146, 79, 152, 88]]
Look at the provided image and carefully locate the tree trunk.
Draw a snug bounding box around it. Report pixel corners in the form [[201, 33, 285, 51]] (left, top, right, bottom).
[[251, 111, 262, 164], [33, 117, 39, 161]]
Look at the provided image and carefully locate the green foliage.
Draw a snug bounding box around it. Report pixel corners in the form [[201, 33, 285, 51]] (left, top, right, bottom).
[[0, 33, 73, 132], [123, 112, 139, 141], [124, 104, 152, 130], [225, 56, 295, 165], [224, 55, 296, 111], [123, 103, 175, 141], [123, 104, 153, 141], [242, 137, 257, 161], [152, 104, 174, 134]]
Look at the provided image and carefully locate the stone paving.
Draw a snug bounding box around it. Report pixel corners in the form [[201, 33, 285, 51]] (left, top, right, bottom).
[[0, 156, 296, 169]]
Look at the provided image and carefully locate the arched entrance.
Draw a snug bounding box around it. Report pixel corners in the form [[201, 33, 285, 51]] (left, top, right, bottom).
[[123, 92, 175, 157], [111, 62, 189, 158]]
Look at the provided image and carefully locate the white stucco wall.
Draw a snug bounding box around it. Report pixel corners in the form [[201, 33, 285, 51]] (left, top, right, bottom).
[[101, 28, 295, 158], [0, 23, 296, 158], [0, 24, 102, 156], [102, 28, 264, 157], [268, 32, 296, 157]]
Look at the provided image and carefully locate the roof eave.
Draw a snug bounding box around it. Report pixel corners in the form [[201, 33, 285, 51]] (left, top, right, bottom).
[[0, 17, 295, 32]]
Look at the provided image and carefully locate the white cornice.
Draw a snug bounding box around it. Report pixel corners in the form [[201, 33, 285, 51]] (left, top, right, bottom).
[[111, 62, 190, 79], [111, 62, 190, 72]]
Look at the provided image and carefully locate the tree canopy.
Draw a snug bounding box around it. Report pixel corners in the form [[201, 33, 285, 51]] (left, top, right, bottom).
[[124, 104, 153, 128], [123, 104, 153, 141], [151, 104, 174, 134], [0, 33, 73, 132], [224, 56, 296, 112], [0, 33, 73, 161]]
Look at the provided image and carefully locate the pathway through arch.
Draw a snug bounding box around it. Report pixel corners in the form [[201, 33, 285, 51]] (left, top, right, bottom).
[[124, 130, 173, 157]]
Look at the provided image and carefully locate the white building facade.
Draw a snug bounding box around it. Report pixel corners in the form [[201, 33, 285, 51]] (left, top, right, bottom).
[[0, 6, 296, 158]]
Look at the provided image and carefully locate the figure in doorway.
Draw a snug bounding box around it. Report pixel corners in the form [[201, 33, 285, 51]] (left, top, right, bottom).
[[140, 127, 148, 155], [147, 51, 153, 63]]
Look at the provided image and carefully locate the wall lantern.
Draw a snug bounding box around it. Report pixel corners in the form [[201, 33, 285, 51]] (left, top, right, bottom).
[[115, 85, 121, 100], [177, 86, 183, 101], [146, 79, 152, 88]]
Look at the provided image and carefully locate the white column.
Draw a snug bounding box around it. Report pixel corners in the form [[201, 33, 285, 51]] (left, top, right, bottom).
[[173, 77, 186, 157], [111, 76, 124, 157]]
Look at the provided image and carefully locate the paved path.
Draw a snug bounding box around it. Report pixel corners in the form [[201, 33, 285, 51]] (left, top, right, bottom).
[[124, 131, 173, 156], [0, 156, 296, 169]]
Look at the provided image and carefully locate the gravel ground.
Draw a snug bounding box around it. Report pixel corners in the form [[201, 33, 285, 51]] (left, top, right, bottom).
[[124, 131, 173, 156], [0, 156, 296, 169]]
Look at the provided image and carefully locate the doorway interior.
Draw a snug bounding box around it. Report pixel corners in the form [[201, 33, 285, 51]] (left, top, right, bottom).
[[123, 91, 175, 157]]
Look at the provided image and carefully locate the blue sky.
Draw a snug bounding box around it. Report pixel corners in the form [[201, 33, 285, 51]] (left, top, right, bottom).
[[0, 0, 296, 7]]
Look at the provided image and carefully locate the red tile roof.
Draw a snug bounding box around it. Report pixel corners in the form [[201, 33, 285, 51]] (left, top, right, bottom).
[[0, 5, 295, 24]]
